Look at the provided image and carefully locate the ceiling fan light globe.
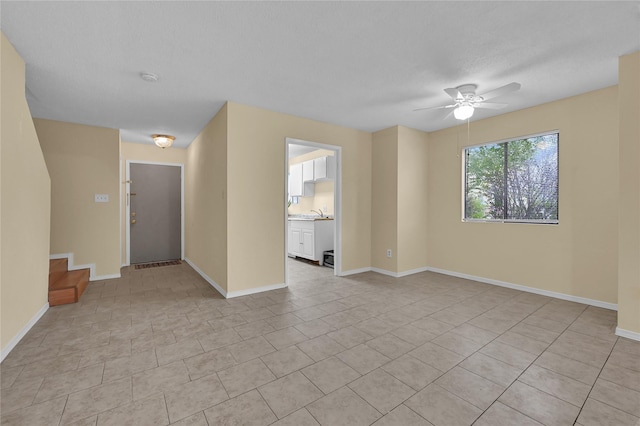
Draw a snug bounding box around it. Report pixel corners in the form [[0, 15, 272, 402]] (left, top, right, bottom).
[[454, 105, 474, 120]]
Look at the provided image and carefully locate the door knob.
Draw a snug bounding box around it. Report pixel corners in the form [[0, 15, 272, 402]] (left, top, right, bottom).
[[131, 212, 136, 217], [131, 219, 136, 224]]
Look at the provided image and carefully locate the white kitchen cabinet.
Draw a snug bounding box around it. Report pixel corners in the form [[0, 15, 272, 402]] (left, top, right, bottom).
[[289, 163, 314, 197], [289, 225, 300, 254], [289, 163, 303, 196], [287, 219, 334, 264], [314, 156, 336, 181], [302, 229, 314, 257], [302, 160, 315, 182]]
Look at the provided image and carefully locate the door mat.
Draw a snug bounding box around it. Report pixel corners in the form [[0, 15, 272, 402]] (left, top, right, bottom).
[[134, 260, 182, 269]]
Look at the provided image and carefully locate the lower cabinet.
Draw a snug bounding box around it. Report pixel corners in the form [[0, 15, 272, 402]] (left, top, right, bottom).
[[288, 220, 334, 265]]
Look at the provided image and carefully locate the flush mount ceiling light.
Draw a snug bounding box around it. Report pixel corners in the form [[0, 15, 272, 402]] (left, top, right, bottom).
[[140, 72, 159, 83], [152, 134, 175, 149]]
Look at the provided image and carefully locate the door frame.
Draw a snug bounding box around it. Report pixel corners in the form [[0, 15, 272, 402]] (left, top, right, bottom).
[[284, 138, 342, 285], [125, 160, 185, 266]]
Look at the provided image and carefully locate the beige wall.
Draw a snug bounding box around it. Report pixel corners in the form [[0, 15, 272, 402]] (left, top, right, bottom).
[[35, 118, 120, 277], [372, 126, 398, 272], [288, 181, 335, 216], [120, 141, 187, 265], [185, 104, 228, 292], [397, 126, 429, 272], [288, 149, 335, 216], [226, 102, 372, 292], [371, 126, 429, 274], [617, 52, 640, 334], [1, 33, 51, 351], [427, 86, 619, 304]]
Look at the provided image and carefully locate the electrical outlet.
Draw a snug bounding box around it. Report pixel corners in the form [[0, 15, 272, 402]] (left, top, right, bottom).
[[386, 249, 392, 258], [94, 194, 109, 203]]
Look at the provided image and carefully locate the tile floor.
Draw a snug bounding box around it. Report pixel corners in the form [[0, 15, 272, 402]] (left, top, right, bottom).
[[1, 259, 639, 425]]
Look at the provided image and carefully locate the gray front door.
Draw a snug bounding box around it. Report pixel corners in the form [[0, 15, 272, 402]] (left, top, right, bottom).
[[130, 163, 181, 264]]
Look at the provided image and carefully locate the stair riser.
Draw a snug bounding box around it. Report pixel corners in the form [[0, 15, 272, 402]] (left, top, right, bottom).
[[49, 258, 68, 274], [48, 258, 89, 306], [76, 277, 89, 300], [49, 287, 77, 307], [48, 271, 66, 287]]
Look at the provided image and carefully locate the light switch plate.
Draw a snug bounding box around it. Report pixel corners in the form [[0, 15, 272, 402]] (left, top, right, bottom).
[[95, 194, 109, 203]]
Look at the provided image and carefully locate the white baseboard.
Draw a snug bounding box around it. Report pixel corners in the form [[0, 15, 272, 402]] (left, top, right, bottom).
[[227, 283, 287, 299], [339, 267, 373, 276], [49, 253, 72, 260], [1, 303, 49, 362], [397, 266, 430, 277], [93, 273, 121, 280], [425, 266, 618, 311], [186, 256, 618, 312], [184, 257, 227, 298], [50, 253, 119, 282], [371, 266, 430, 278], [371, 267, 396, 277], [616, 327, 640, 342], [184, 258, 287, 299], [341, 266, 430, 278]]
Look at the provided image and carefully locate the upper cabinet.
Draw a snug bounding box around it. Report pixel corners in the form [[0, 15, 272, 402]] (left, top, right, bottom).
[[290, 162, 314, 197], [314, 156, 336, 181], [290, 163, 303, 196], [302, 160, 315, 182], [290, 155, 334, 197]]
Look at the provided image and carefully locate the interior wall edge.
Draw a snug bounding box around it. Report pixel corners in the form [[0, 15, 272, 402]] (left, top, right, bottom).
[[339, 267, 373, 276], [183, 257, 226, 298], [0, 303, 49, 362], [226, 282, 287, 299], [1, 32, 51, 351], [371, 266, 430, 278]]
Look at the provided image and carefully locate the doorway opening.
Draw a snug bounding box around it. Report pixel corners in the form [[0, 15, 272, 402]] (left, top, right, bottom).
[[285, 138, 342, 286], [125, 161, 184, 266]]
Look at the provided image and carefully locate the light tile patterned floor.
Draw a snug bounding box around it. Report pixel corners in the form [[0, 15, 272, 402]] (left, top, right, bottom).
[[1, 259, 639, 425]]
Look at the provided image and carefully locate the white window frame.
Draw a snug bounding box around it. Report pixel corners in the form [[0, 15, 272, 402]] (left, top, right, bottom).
[[461, 130, 559, 224]]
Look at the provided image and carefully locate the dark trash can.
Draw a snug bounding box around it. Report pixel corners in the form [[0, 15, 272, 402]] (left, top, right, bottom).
[[323, 250, 334, 268]]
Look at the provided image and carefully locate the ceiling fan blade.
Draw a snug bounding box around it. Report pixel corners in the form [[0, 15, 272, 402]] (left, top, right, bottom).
[[443, 108, 456, 120], [474, 102, 508, 110], [479, 82, 521, 101], [413, 104, 456, 112], [444, 88, 462, 100]]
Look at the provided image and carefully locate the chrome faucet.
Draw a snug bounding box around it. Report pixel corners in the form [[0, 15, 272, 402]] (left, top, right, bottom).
[[311, 209, 324, 217]]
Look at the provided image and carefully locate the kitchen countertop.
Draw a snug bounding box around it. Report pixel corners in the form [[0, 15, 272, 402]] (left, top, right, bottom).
[[288, 215, 334, 221]]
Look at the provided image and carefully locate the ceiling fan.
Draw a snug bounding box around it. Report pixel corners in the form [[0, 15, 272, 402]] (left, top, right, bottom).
[[415, 82, 521, 120]]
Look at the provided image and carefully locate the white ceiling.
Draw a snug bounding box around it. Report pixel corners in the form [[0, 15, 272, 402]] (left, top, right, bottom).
[[2, 2, 639, 149]]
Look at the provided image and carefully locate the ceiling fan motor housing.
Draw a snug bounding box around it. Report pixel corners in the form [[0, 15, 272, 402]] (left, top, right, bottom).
[[457, 84, 483, 103]]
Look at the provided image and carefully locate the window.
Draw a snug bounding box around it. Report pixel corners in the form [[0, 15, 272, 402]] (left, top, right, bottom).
[[464, 132, 559, 223]]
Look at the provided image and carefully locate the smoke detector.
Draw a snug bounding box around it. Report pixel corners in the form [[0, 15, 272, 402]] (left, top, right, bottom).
[[140, 72, 159, 83]]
